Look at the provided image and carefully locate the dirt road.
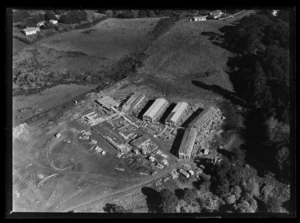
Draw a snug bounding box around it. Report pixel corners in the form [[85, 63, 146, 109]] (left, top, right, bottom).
[[61, 161, 177, 212]]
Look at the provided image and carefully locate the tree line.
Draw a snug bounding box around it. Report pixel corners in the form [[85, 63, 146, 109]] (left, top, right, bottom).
[[220, 10, 291, 182]]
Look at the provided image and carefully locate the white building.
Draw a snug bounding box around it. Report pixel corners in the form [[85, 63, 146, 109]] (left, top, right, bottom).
[[22, 27, 40, 35], [143, 98, 169, 122], [272, 10, 279, 16], [37, 21, 45, 27], [55, 133, 62, 138], [190, 16, 207, 21], [210, 10, 224, 19], [165, 102, 188, 127], [49, 20, 58, 24]]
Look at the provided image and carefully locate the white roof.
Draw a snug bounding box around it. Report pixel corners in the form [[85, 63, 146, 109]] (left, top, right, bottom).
[[23, 27, 39, 32], [170, 102, 188, 123], [144, 98, 168, 119]]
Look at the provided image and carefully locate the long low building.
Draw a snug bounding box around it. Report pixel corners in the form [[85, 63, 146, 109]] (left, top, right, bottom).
[[122, 93, 137, 111], [178, 126, 198, 160], [131, 94, 145, 111], [143, 98, 169, 122], [22, 27, 40, 35], [165, 102, 188, 127], [190, 106, 222, 129]]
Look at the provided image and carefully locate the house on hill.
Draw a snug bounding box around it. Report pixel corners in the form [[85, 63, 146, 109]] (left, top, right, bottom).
[[22, 27, 40, 35], [190, 16, 207, 21], [37, 21, 45, 27], [209, 10, 224, 19], [49, 19, 58, 24]]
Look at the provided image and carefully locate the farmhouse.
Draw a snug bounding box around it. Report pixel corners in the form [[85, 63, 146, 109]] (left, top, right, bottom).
[[22, 27, 40, 35], [210, 10, 224, 19], [272, 10, 279, 16], [178, 126, 198, 160], [49, 20, 58, 24], [143, 98, 169, 123], [37, 21, 45, 27], [190, 16, 207, 21], [96, 96, 120, 110], [165, 102, 188, 127]]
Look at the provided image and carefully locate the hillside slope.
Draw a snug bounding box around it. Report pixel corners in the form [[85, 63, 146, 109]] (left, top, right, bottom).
[[139, 19, 234, 92]]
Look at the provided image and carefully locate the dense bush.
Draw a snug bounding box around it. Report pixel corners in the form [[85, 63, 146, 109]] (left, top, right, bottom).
[[103, 203, 128, 213], [40, 21, 56, 29], [13, 10, 31, 22], [221, 10, 291, 183], [210, 158, 245, 197], [45, 11, 57, 21], [59, 10, 87, 24], [160, 189, 179, 213]]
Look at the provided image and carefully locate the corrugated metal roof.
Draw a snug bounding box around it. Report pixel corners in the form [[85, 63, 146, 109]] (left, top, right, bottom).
[[131, 94, 145, 109], [144, 98, 168, 119], [190, 106, 220, 127], [170, 102, 188, 123], [179, 126, 197, 158]]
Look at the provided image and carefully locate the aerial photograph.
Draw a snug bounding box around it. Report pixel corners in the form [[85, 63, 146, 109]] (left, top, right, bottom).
[[9, 8, 294, 217]]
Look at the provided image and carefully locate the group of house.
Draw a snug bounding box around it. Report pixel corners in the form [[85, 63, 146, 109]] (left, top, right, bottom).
[[189, 10, 224, 22], [22, 19, 58, 36]]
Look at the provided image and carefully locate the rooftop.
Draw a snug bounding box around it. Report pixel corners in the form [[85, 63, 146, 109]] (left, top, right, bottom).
[[23, 27, 40, 32], [144, 98, 168, 119]]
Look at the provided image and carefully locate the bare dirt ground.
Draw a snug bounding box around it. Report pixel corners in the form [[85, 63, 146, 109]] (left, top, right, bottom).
[[13, 84, 97, 126]]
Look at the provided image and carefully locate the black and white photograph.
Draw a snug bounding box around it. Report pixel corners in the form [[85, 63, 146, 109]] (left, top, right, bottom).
[[6, 7, 296, 218]]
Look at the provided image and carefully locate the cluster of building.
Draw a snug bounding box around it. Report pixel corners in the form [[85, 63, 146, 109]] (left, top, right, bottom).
[[178, 106, 225, 160], [189, 10, 224, 22], [22, 18, 59, 36], [130, 135, 158, 155], [142, 98, 189, 128], [78, 91, 225, 166]]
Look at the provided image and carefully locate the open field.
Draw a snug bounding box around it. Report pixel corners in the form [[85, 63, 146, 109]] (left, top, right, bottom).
[[13, 38, 28, 55], [12, 17, 162, 113], [139, 19, 234, 92], [39, 18, 160, 60]]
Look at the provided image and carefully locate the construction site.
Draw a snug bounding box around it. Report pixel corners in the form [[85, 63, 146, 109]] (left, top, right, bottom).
[[12, 79, 228, 212]]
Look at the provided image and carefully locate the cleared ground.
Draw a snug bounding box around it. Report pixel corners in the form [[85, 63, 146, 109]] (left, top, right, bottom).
[[13, 84, 97, 126], [13, 84, 179, 212]]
